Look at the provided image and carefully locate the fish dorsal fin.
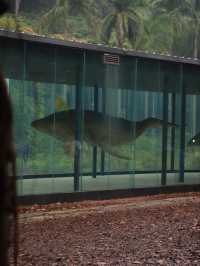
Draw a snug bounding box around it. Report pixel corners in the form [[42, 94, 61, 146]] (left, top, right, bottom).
[[55, 96, 68, 111]]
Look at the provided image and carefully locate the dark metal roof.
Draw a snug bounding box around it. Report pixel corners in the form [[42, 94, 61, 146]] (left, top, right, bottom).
[[0, 29, 200, 66]]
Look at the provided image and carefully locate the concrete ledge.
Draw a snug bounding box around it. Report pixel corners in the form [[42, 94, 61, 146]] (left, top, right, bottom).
[[17, 184, 200, 206]]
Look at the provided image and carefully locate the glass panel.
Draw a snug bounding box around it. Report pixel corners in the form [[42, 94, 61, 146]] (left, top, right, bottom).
[[184, 64, 200, 184], [81, 52, 136, 191], [103, 57, 136, 190], [134, 59, 162, 187], [5, 40, 85, 195], [0, 38, 24, 79], [160, 62, 182, 185]]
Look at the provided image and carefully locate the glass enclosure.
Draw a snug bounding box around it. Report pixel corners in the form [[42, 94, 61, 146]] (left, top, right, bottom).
[[1, 34, 200, 196]]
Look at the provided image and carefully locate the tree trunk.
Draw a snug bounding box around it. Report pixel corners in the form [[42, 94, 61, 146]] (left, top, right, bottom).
[[116, 13, 124, 47], [193, 25, 199, 58]]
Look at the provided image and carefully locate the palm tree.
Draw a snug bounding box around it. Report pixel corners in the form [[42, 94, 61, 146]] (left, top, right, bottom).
[[38, 0, 101, 41], [67, 0, 92, 16], [141, 8, 174, 53], [101, 0, 144, 48], [37, 0, 69, 36], [151, 1, 186, 55], [67, 0, 100, 40], [152, 0, 200, 58], [184, 0, 200, 58]]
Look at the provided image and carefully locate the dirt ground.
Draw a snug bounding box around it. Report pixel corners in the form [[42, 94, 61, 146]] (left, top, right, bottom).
[[13, 192, 200, 265]]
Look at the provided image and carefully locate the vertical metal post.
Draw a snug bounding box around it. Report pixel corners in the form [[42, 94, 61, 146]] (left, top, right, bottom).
[[161, 76, 169, 186], [131, 58, 138, 176], [171, 93, 176, 170], [92, 85, 98, 178], [74, 65, 84, 191], [192, 96, 197, 134], [100, 87, 106, 174], [19, 41, 26, 186], [179, 65, 185, 182]]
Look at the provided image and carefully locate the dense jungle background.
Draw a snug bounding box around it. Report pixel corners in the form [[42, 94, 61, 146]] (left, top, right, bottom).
[[1, 0, 200, 58]]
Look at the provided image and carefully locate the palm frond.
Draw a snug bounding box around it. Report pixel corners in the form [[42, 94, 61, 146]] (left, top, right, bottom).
[[37, 0, 68, 34], [101, 14, 117, 43], [127, 16, 140, 43], [68, 0, 92, 16]]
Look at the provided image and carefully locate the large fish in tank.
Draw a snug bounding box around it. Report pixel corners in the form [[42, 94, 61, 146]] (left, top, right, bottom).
[[31, 109, 178, 160]]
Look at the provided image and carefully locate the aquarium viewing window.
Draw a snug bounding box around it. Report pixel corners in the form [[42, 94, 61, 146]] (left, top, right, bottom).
[[0, 29, 200, 197]]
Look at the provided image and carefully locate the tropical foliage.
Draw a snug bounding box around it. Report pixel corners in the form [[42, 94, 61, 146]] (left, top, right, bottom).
[[0, 13, 35, 33], [1, 0, 200, 58], [0, 0, 200, 57], [101, 0, 143, 48], [152, 0, 200, 57]]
